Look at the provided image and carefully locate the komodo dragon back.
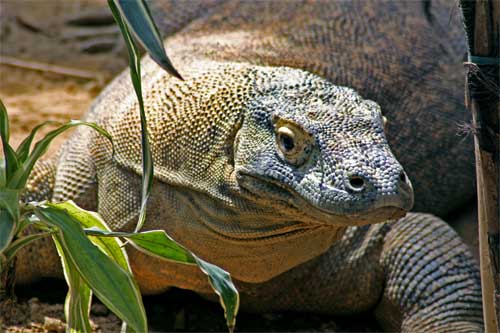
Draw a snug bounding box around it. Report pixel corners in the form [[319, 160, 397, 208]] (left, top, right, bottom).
[[21, 1, 482, 331], [149, 0, 474, 217]]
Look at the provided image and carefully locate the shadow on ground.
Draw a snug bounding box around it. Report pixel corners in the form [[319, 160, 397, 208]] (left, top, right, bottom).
[[2, 278, 380, 332]]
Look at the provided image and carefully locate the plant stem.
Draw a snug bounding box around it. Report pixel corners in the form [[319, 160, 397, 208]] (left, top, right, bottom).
[[0, 255, 16, 303]]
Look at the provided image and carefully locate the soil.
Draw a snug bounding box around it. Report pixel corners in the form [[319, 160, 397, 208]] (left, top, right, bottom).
[[0, 0, 127, 155], [1, 279, 379, 333]]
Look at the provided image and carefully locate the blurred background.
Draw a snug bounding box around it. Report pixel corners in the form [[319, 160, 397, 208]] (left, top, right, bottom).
[[0, 0, 127, 155]]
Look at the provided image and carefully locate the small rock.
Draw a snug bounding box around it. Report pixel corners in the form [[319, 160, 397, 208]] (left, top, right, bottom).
[[43, 316, 66, 333], [28, 297, 40, 312]]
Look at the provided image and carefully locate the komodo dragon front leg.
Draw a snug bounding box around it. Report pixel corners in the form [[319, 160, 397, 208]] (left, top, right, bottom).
[[304, 215, 481, 331], [223, 215, 482, 332], [374, 214, 482, 331]]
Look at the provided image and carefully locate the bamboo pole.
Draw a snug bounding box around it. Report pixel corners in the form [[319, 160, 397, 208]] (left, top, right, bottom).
[[461, 0, 499, 331]]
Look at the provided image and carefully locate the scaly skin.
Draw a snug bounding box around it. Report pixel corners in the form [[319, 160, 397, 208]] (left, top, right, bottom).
[[147, 0, 475, 217], [19, 1, 482, 331]]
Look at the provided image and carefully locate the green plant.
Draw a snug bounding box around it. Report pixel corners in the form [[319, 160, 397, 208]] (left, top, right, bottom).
[[0, 1, 239, 332]]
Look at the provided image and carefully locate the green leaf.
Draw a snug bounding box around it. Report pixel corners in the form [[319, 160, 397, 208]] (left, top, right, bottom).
[[194, 256, 240, 332], [8, 120, 112, 189], [0, 99, 11, 144], [0, 188, 20, 221], [84, 228, 196, 265], [0, 157, 6, 188], [108, 0, 154, 233], [84, 227, 239, 331], [34, 203, 147, 333], [54, 237, 93, 333], [4, 231, 52, 262], [112, 0, 183, 80], [127, 231, 198, 264], [0, 99, 20, 184], [1, 145, 19, 186], [42, 202, 133, 332], [0, 210, 16, 254], [0, 189, 20, 253], [54, 201, 130, 270], [16, 121, 59, 162]]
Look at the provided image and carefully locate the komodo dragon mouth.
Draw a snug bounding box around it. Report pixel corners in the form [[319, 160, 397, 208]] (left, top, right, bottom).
[[237, 172, 409, 229]]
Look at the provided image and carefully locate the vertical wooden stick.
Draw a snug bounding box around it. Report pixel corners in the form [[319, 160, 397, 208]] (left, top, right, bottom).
[[462, 0, 499, 331], [470, 98, 499, 331]]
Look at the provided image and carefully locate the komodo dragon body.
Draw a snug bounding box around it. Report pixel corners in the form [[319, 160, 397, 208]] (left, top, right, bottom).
[[20, 0, 482, 331]]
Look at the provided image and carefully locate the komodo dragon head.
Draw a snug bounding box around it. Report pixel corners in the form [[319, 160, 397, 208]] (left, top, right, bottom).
[[116, 63, 414, 282]]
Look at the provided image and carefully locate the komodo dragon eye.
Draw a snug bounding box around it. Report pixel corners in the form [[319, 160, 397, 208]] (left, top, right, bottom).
[[275, 121, 314, 166], [277, 127, 296, 152]]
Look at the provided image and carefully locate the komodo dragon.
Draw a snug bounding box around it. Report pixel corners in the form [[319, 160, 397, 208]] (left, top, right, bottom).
[[19, 0, 482, 331]]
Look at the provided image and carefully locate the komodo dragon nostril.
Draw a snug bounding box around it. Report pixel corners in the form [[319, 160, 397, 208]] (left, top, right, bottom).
[[346, 175, 366, 192], [399, 171, 407, 183]]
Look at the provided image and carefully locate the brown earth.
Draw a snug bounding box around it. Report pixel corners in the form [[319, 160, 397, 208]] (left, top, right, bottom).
[[0, 0, 127, 155], [3, 278, 379, 333]]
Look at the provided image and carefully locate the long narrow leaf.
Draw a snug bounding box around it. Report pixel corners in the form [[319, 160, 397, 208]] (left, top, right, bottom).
[[0, 99, 10, 144], [0, 189, 20, 253], [35, 203, 147, 333], [0, 210, 16, 254], [0, 188, 19, 222], [8, 120, 112, 189], [47, 202, 135, 332], [54, 201, 130, 270], [54, 237, 93, 333], [108, 0, 153, 233], [0, 157, 6, 187], [4, 231, 52, 261], [194, 256, 240, 332], [0, 99, 20, 183], [85, 227, 239, 331], [16, 121, 59, 162], [84, 227, 196, 265], [113, 0, 182, 80]]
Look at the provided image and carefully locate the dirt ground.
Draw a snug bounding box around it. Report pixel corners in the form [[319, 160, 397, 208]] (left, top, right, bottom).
[[0, 1, 478, 332], [0, 0, 127, 154], [2, 278, 381, 333]]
